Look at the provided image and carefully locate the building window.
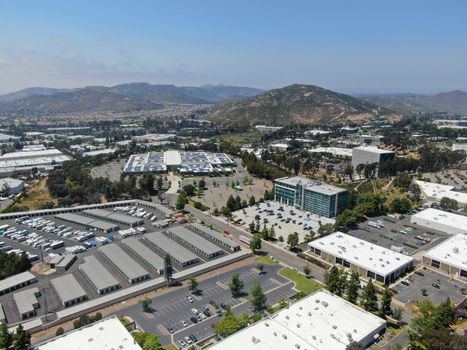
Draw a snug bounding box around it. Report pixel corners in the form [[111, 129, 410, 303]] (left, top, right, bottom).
[[431, 260, 440, 269], [336, 257, 343, 265], [367, 271, 375, 279], [376, 274, 384, 282], [314, 249, 321, 256], [461, 270, 467, 278], [343, 260, 350, 268]]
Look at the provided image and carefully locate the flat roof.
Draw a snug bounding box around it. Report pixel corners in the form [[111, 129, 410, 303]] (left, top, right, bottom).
[[167, 226, 224, 256], [415, 180, 467, 204], [13, 287, 39, 316], [99, 244, 149, 281], [153, 203, 174, 216], [411, 208, 467, 234], [309, 232, 414, 277], [56, 254, 76, 269], [208, 290, 386, 350], [121, 237, 164, 271], [51, 275, 87, 304], [34, 316, 142, 350], [308, 147, 353, 157], [55, 213, 95, 225], [424, 233, 467, 271], [190, 223, 240, 250], [145, 232, 199, 265], [79, 256, 120, 292], [275, 176, 347, 195], [165, 150, 182, 166], [0, 271, 36, 294], [84, 208, 142, 225], [352, 146, 395, 154]]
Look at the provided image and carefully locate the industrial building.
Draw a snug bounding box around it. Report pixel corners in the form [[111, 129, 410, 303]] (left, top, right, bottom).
[[79, 256, 121, 295], [34, 316, 143, 350], [0, 148, 70, 175], [351, 146, 395, 177], [121, 237, 165, 273], [0, 133, 20, 143], [0, 178, 25, 195], [83, 208, 143, 227], [51, 275, 88, 307], [55, 254, 77, 273], [415, 180, 467, 205], [166, 226, 224, 259], [123, 150, 234, 174], [208, 290, 386, 350], [410, 208, 467, 235], [189, 223, 240, 252], [0, 271, 37, 295], [55, 213, 119, 233], [13, 287, 41, 320], [152, 203, 175, 218], [145, 232, 199, 267], [274, 176, 348, 218], [308, 232, 414, 284], [255, 125, 283, 133], [423, 234, 467, 279], [99, 244, 150, 284]]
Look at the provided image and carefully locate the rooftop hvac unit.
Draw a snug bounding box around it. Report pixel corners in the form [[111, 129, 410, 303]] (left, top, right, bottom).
[[282, 334, 288, 339], [333, 325, 337, 329], [297, 324, 300, 328], [308, 312, 312, 316], [251, 336, 260, 344], [273, 332, 277, 336], [295, 344, 301, 349], [453, 247, 459, 254], [265, 322, 269, 327], [321, 301, 329, 307]]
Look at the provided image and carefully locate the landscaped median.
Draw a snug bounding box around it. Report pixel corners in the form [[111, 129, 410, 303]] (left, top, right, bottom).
[[255, 255, 278, 265], [278, 267, 323, 295]]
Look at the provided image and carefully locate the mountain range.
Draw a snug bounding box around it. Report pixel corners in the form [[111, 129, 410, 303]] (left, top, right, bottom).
[[0, 83, 263, 116], [205, 84, 392, 127]]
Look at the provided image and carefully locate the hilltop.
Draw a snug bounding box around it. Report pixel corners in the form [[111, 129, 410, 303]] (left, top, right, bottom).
[[206, 84, 391, 128]]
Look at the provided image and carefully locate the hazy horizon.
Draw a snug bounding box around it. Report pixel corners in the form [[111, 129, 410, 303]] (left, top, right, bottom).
[[1, 0, 466, 95]]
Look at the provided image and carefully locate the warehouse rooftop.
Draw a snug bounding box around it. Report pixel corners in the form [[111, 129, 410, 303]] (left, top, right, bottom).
[[424, 233, 467, 272], [79, 256, 120, 292], [51, 275, 87, 305], [145, 232, 199, 265], [411, 208, 467, 234], [99, 244, 149, 281], [167, 226, 224, 256], [0, 271, 36, 295], [309, 232, 414, 276]]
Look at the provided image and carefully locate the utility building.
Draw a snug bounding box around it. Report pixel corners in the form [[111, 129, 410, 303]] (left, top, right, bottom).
[[144, 232, 199, 267], [51, 274, 88, 307], [79, 256, 121, 295], [166, 226, 224, 259]]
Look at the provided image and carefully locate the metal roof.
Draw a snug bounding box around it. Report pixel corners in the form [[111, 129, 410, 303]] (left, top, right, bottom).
[[99, 244, 149, 281], [0, 271, 36, 294], [121, 237, 164, 272], [55, 254, 76, 269], [13, 287, 39, 316], [55, 213, 95, 225], [79, 256, 120, 292], [84, 208, 142, 225], [51, 274, 87, 305], [167, 226, 224, 256], [190, 223, 240, 250], [145, 232, 199, 265]]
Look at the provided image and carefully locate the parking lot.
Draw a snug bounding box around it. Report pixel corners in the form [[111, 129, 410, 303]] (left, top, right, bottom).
[[232, 201, 335, 243], [392, 268, 467, 305], [121, 263, 295, 347], [346, 214, 450, 256]]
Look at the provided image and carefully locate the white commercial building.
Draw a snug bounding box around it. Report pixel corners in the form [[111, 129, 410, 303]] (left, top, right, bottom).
[[308, 232, 414, 284], [351, 146, 395, 177], [410, 208, 467, 235], [415, 180, 467, 205], [33, 316, 142, 350], [308, 147, 353, 157], [0, 178, 25, 195], [0, 148, 70, 175], [208, 290, 386, 350], [423, 234, 467, 279], [255, 125, 283, 133]]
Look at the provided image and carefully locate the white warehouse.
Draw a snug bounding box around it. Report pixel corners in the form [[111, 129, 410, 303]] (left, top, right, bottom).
[[410, 208, 467, 235], [423, 234, 467, 279]]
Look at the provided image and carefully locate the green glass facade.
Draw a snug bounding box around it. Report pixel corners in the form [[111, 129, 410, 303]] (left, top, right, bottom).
[[274, 178, 348, 218]]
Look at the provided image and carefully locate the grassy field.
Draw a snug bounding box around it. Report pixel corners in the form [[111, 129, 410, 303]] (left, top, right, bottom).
[[4, 178, 57, 212], [255, 255, 278, 265], [279, 267, 324, 295]]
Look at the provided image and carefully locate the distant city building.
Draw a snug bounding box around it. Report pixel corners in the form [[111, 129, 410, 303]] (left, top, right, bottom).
[[308, 232, 414, 284], [124, 150, 234, 175], [452, 143, 467, 152], [415, 180, 467, 205], [274, 176, 348, 218], [422, 233, 467, 279], [0, 134, 21, 143], [0, 148, 70, 176], [255, 125, 283, 133], [0, 178, 25, 195], [308, 147, 353, 157], [207, 289, 386, 350], [351, 146, 395, 176], [268, 142, 289, 151], [132, 133, 176, 142]]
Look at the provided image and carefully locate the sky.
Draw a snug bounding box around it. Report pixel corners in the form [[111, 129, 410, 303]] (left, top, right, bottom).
[[0, 0, 466, 94]]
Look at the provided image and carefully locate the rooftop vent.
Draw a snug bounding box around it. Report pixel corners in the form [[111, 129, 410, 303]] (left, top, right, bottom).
[[265, 322, 269, 327], [321, 301, 329, 307], [333, 325, 337, 329], [295, 344, 301, 349], [252, 336, 260, 344], [283, 334, 288, 340]]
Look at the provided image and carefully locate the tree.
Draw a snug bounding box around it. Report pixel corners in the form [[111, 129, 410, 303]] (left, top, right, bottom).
[[175, 191, 188, 211], [13, 324, 31, 350], [325, 266, 341, 294], [250, 234, 262, 252], [248, 195, 256, 206], [55, 327, 64, 336], [336, 271, 348, 297], [139, 298, 152, 312], [229, 273, 245, 297], [256, 263, 264, 275], [287, 232, 299, 250], [346, 272, 360, 304], [440, 197, 459, 211], [198, 179, 206, 189], [163, 254, 173, 285], [250, 282, 267, 311], [303, 231, 315, 243], [344, 164, 354, 181], [318, 223, 334, 236], [214, 313, 249, 338], [346, 342, 365, 350], [189, 277, 199, 295], [132, 332, 163, 350], [182, 184, 196, 197], [0, 322, 12, 349], [379, 287, 392, 319], [303, 265, 311, 277], [389, 196, 412, 214], [226, 195, 238, 211], [361, 280, 378, 313]]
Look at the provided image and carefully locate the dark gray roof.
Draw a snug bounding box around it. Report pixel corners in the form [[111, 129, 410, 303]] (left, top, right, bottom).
[[121, 237, 164, 271], [84, 209, 142, 225], [145, 232, 199, 265], [79, 256, 120, 292], [99, 244, 149, 281], [0, 271, 36, 294], [55, 213, 94, 225], [13, 287, 39, 315], [51, 274, 87, 305], [167, 226, 224, 256], [190, 223, 240, 250], [56, 254, 76, 269]]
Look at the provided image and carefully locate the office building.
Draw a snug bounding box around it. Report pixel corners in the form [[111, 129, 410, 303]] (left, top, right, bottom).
[[274, 176, 348, 218], [410, 208, 467, 235], [351, 146, 395, 177], [423, 234, 467, 279]]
